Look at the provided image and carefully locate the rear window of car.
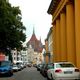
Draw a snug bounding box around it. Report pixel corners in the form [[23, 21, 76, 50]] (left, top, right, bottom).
[[0, 61, 11, 67], [56, 63, 75, 68]]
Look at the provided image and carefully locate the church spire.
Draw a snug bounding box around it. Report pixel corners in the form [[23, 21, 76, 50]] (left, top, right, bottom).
[[33, 27, 35, 35]]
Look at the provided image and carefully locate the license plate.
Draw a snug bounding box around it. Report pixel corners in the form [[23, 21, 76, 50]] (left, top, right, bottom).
[[64, 71, 72, 74], [0, 72, 5, 74]]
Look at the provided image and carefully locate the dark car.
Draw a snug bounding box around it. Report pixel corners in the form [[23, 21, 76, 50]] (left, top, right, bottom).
[[40, 63, 53, 77], [37, 64, 43, 71], [27, 63, 32, 67], [40, 63, 46, 75], [0, 60, 13, 76], [33, 64, 37, 67]]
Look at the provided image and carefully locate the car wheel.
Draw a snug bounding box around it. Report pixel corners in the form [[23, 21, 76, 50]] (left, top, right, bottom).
[[47, 75, 51, 80], [37, 68, 39, 71], [9, 71, 13, 76]]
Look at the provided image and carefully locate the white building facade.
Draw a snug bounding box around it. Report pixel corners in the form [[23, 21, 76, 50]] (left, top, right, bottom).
[[11, 49, 28, 64]]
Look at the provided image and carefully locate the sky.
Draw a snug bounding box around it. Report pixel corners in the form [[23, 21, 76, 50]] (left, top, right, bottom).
[[9, 0, 52, 45]]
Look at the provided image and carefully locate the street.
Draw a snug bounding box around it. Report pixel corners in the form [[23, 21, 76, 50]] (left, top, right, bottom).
[[0, 67, 47, 80]]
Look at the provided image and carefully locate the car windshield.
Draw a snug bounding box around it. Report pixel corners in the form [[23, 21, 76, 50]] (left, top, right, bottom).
[[13, 65, 17, 67], [0, 61, 10, 67], [56, 63, 75, 68]]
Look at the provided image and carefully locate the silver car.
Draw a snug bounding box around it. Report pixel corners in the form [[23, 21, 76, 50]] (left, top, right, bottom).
[[12, 64, 20, 71], [47, 62, 80, 80]]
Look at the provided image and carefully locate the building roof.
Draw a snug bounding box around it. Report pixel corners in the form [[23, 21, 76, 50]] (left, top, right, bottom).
[[29, 32, 38, 43], [27, 28, 43, 53], [47, 0, 60, 15]]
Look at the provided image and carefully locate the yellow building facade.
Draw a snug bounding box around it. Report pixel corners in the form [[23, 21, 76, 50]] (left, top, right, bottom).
[[47, 0, 80, 68], [45, 39, 49, 64], [45, 27, 53, 63]]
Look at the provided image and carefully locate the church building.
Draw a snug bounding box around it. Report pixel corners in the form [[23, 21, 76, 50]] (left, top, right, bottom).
[[27, 28, 43, 64], [27, 28, 43, 53]]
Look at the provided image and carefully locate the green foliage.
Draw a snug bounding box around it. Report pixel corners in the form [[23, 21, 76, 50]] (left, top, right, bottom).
[[0, 0, 26, 51]]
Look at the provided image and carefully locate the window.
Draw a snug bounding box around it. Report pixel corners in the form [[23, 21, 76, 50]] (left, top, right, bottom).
[[0, 61, 11, 66], [14, 53, 15, 55], [56, 63, 74, 68], [48, 64, 54, 69], [14, 57, 16, 60], [17, 57, 19, 61]]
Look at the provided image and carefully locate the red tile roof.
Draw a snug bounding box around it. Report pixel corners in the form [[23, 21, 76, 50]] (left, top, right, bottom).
[[27, 31, 43, 53]]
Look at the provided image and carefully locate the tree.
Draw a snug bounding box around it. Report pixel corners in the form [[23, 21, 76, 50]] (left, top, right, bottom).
[[0, 0, 26, 53]]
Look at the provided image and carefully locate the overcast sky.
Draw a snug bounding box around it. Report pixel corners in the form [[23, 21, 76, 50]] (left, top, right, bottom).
[[9, 0, 52, 45]]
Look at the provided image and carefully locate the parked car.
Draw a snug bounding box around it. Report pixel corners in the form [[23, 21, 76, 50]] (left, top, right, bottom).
[[27, 63, 32, 67], [17, 64, 22, 71], [37, 64, 43, 71], [16, 62, 24, 70], [40, 63, 46, 75], [43, 63, 54, 77], [20, 63, 24, 69], [40, 63, 53, 77], [33, 64, 37, 67], [12, 64, 20, 72], [47, 62, 80, 80], [0, 60, 13, 76]]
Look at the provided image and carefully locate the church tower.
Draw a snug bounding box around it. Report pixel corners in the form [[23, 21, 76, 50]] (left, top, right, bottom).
[[27, 27, 43, 53]]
